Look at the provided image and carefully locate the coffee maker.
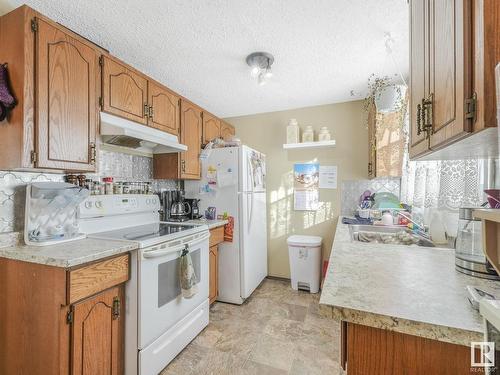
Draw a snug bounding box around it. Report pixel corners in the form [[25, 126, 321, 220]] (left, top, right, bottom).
[[158, 190, 191, 222], [185, 198, 202, 219]]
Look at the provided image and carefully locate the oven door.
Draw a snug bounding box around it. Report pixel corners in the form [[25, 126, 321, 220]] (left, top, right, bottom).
[[138, 230, 209, 349]]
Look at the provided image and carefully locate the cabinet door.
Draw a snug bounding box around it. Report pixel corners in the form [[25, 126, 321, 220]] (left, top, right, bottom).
[[202, 112, 221, 145], [428, 0, 472, 149], [71, 286, 124, 375], [102, 56, 148, 125], [209, 245, 218, 304], [220, 121, 235, 141], [149, 81, 180, 135], [36, 18, 98, 171], [409, 0, 430, 158], [180, 100, 202, 179]]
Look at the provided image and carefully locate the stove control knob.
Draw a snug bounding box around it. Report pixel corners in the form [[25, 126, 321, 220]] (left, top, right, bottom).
[[95, 201, 103, 209], [84, 201, 92, 209]]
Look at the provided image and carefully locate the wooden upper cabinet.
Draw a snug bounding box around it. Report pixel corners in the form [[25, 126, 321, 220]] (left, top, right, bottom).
[[409, 0, 430, 158], [101, 55, 148, 125], [202, 112, 221, 145], [408, 0, 498, 160], [220, 121, 235, 141], [428, 0, 472, 149], [148, 81, 180, 135], [180, 100, 202, 179], [36, 18, 98, 171], [472, 0, 500, 131], [71, 285, 124, 375]]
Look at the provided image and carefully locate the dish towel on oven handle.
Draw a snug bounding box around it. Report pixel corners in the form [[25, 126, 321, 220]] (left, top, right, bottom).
[[179, 245, 198, 298]]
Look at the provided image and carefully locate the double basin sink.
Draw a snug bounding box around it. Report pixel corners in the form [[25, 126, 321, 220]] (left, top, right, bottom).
[[348, 224, 435, 247]]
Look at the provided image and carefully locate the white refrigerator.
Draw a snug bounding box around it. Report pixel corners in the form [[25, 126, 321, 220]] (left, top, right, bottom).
[[184, 145, 267, 304]]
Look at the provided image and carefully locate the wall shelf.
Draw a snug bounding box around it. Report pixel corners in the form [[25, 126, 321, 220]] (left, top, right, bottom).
[[283, 140, 336, 150]]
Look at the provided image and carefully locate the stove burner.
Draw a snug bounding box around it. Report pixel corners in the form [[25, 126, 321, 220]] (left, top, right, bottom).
[[92, 222, 201, 244], [124, 230, 160, 240]]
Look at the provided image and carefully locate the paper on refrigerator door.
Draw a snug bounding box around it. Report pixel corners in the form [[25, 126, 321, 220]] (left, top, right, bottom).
[[217, 170, 235, 187]]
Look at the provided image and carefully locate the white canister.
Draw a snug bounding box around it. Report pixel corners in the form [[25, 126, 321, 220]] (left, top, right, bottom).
[[318, 127, 331, 141], [302, 125, 314, 142], [381, 211, 394, 226], [287, 119, 300, 144]]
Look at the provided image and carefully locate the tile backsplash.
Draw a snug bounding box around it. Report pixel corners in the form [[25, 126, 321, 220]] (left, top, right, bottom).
[[0, 150, 177, 235], [341, 177, 401, 215]]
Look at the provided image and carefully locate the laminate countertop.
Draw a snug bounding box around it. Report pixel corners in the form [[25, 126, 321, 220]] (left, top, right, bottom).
[[319, 218, 500, 346], [187, 219, 228, 229], [0, 237, 138, 268], [0, 220, 227, 268]]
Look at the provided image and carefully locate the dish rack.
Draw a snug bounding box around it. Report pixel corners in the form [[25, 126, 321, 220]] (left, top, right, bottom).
[[356, 207, 406, 220], [24, 182, 90, 246]]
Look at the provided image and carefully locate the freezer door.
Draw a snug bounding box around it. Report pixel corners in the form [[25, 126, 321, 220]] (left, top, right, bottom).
[[239, 191, 267, 298], [184, 147, 239, 216], [239, 145, 266, 193]]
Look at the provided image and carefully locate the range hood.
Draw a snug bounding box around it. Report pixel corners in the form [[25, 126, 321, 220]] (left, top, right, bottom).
[[100, 112, 187, 155]]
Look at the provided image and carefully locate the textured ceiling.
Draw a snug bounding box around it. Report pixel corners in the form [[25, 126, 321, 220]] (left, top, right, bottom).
[[0, 0, 409, 117]]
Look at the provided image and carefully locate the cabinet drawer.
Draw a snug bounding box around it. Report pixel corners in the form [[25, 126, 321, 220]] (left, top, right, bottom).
[[209, 226, 224, 247], [67, 254, 129, 304]]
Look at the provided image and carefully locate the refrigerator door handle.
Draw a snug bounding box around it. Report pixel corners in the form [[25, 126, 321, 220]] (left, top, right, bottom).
[[249, 192, 254, 231], [246, 192, 251, 231], [247, 154, 254, 192]]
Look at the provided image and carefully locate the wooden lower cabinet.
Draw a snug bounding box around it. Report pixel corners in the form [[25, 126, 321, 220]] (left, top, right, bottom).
[[343, 322, 477, 375], [209, 245, 218, 304], [208, 226, 225, 305], [71, 286, 124, 375], [0, 254, 129, 375]]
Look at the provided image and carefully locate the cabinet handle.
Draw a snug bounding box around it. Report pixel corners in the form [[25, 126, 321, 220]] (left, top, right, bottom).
[[421, 94, 433, 138], [144, 103, 149, 118], [89, 142, 96, 165], [368, 162, 373, 175], [181, 159, 186, 172], [149, 105, 154, 120], [112, 296, 120, 320]]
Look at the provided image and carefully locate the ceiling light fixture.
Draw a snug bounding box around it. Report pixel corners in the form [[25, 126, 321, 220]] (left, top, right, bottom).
[[246, 52, 274, 86]]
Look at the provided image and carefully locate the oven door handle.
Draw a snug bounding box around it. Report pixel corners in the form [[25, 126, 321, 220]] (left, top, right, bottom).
[[142, 232, 211, 259]]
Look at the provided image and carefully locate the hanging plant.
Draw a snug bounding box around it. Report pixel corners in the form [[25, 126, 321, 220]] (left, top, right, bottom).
[[363, 74, 408, 128], [363, 74, 405, 112]]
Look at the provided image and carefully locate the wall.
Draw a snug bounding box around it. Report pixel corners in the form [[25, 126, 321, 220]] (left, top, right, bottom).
[[226, 100, 367, 278]]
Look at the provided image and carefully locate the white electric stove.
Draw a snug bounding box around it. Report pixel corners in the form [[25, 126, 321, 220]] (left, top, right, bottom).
[[79, 194, 210, 375]]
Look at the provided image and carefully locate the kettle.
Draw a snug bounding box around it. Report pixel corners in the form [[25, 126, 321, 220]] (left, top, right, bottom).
[[455, 207, 499, 280], [170, 201, 191, 217]]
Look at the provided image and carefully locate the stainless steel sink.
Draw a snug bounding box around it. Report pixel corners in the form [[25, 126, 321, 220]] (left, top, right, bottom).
[[348, 224, 435, 247]]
